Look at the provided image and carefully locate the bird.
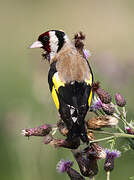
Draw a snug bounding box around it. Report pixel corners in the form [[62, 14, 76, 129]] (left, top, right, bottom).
[[30, 30, 93, 144]]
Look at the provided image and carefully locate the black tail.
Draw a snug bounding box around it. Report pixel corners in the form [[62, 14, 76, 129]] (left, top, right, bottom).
[[67, 119, 89, 144]]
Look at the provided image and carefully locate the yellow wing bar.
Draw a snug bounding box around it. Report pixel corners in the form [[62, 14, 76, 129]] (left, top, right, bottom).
[[88, 89, 93, 106], [52, 72, 65, 92], [52, 86, 60, 110], [51, 72, 65, 110], [85, 73, 93, 107]]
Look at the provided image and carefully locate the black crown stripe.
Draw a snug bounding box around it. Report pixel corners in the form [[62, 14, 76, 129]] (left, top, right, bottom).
[[55, 31, 65, 52]]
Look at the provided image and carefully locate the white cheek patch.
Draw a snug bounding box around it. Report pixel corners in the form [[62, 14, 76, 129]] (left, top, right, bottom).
[[64, 35, 69, 43], [49, 31, 58, 59]]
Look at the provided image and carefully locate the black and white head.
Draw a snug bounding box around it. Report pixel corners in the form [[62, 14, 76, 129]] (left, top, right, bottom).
[[30, 30, 69, 61]]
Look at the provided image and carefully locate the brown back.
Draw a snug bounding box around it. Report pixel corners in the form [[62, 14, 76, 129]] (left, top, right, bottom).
[[51, 43, 91, 83]]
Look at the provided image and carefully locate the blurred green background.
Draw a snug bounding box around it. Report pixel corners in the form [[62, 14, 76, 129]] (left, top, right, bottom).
[[1, 0, 134, 179]]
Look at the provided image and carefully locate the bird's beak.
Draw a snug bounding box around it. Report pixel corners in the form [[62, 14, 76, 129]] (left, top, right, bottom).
[[30, 41, 43, 48]]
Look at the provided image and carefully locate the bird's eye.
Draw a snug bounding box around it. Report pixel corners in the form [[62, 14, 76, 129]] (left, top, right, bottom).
[[43, 36, 49, 42]]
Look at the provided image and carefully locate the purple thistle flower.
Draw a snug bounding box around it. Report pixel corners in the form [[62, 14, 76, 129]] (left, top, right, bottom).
[[57, 160, 73, 173], [57, 159, 86, 180], [91, 99, 102, 111], [105, 149, 121, 159], [104, 149, 121, 172]]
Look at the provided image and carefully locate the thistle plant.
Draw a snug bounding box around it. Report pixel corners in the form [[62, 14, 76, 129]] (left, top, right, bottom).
[[22, 32, 134, 180]]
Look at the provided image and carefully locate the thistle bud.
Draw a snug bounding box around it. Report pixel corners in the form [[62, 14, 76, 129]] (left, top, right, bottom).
[[57, 120, 69, 136], [73, 146, 98, 178], [84, 133, 106, 160], [72, 149, 91, 177], [86, 151, 98, 178], [43, 134, 53, 144], [21, 124, 53, 137], [83, 137, 106, 159], [104, 149, 121, 172], [87, 116, 118, 130], [50, 138, 80, 149], [115, 93, 126, 107], [87, 132, 95, 141], [74, 32, 85, 50], [57, 159, 85, 180], [91, 143, 106, 159], [67, 167, 86, 180], [125, 126, 134, 135], [92, 82, 112, 104], [102, 103, 115, 115]]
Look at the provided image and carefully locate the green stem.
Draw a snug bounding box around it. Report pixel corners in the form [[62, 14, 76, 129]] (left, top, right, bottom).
[[98, 109, 105, 115], [89, 130, 134, 138], [113, 133, 134, 138], [94, 111, 100, 116], [122, 107, 127, 119], [117, 126, 124, 133], [107, 171, 110, 180], [113, 110, 134, 132], [89, 130, 114, 136], [90, 136, 115, 143], [120, 116, 134, 131], [90, 131, 134, 143], [114, 105, 133, 131], [117, 126, 134, 150], [114, 104, 121, 115], [128, 138, 134, 150]]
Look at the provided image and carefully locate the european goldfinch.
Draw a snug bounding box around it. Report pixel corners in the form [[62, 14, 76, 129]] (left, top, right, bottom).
[[30, 30, 93, 144]]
